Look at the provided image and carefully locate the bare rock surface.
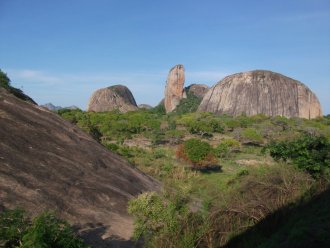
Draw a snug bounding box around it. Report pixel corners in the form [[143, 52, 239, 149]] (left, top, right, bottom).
[[88, 85, 138, 113], [185, 84, 209, 98], [198, 70, 322, 119], [0, 88, 159, 245], [138, 104, 152, 109], [164, 65, 185, 113]]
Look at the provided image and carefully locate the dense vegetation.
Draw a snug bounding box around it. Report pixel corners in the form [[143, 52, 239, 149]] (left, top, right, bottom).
[[0, 209, 89, 248], [56, 107, 330, 247]]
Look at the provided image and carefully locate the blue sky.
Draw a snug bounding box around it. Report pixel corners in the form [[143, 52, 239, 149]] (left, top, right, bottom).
[[0, 0, 329, 114]]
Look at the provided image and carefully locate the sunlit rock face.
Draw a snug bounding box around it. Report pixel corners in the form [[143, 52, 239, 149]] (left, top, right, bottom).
[[198, 70, 322, 119], [88, 85, 138, 113], [164, 64, 185, 113]]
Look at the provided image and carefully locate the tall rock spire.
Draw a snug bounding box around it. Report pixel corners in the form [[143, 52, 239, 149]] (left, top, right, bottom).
[[164, 64, 185, 113]]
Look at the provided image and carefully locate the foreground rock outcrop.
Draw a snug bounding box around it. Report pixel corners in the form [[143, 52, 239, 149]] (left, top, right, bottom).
[[164, 65, 185, 113], [0, 88, 159, 245], [198, 70, 322, 119], [87, 85, 138, 113]]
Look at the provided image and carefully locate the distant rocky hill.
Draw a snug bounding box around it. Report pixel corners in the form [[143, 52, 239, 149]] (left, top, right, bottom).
[[0, 88, 159, 245], [40, 103, 79, 111], [87, 85, 138, 113], [138, 104, 152, 109], [198, 70, 322, 119]]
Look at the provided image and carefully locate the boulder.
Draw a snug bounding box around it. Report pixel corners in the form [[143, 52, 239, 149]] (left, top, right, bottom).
[[185, 84, 209, 98], [88, 85, 138, 112], [164, 65, 185, 113], [198, 70, 322, 119]]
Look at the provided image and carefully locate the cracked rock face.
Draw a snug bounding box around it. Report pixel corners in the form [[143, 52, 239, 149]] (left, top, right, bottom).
[[87, 85, 138, 113], [164, 65, 185, 113], [198, 70, 322, 119]]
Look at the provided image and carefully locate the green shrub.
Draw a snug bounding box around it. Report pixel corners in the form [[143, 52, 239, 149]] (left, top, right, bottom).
[[183, 139, 212, 163], [0, 69, 11, 89], [240, 128, 263, 145], [215, 139, 241, 158], [21, 212, 88, 248], [0, 209, 29, 247], [153, 148, 167, 159], [224, 119, 241, 131], [174, 92, 201, 114], [236, 115, 254, 128], [104, 143, 120, 152], [128, 191, 208, 248], [151, 102, 166, 115], [177, 138, 217, 169], [0, 210, 89, 248], [209, 119, 225, 133], [271, 116, 290, 131], [187, 120, 213, 137], [266, 134, 330, 177]]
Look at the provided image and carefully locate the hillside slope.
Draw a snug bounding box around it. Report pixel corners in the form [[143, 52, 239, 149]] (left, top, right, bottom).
[[0, 88, 159, 243]]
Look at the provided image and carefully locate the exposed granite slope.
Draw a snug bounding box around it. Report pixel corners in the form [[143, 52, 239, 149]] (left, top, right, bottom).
[[0, 88, 159, 244], [198, 70, 322, 119]]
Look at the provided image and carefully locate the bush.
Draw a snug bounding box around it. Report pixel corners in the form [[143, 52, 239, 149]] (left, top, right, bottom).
[[174, 92, 201, 114], [128, 191, 208, 248], [177, 139, 217, 169], [215, 139, 241, 158], [0, 209, 29, 247], [266, 134, 330, 177], [0, 69, 36, 103], [271, 116, 290, 131], [187, 120, 213, 137], [151, 102, 166, 115], [0, 69, 11, 89], [240, 128, 263, 145], [0, 210, 89, 248]]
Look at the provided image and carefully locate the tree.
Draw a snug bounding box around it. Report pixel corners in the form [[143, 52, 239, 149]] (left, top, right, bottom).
[[177, 138, 217, 170], [266, 134, 330, 177], [0, 69, 11, 89], [0, 69, 36, 103]]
